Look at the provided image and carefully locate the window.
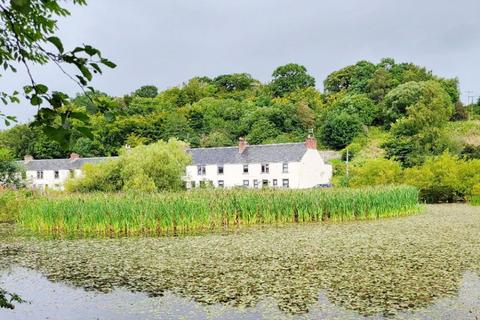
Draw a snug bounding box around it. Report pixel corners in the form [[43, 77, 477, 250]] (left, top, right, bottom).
[[282, 179, 289, 188], [243, 180, 249, 187], [253, 179, 259, 188], [54, 170, 60, 179], [282, 162, 288, 173], [218, 180, 224, 188], [36, 171, 43, 179], [197, 165, 206, 175], [273, 179, 278, 187], [261, 163, 269, 174], [262, 180, 269, 187], [218, 165, 224, 175], [69, 169, 75, 178], [191, 181, 196, 188], [243, 164, 249, 174]]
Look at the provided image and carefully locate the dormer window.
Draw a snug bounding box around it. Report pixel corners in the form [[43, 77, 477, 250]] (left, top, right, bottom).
[[197, 165, 206, 175], [261, 163, 269, 174]]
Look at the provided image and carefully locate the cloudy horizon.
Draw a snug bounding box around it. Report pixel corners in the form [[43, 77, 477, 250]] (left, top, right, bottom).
[[1, 0, 479, 128]]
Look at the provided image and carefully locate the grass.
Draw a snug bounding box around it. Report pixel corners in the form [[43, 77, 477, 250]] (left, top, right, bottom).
[[469, 196, 480, 206], [15, 186, 421, 236]]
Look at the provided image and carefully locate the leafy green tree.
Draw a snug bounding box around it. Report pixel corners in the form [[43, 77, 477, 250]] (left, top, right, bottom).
[[133, 85, 158, 98], [0, 0, 116, 144], [320, 112, 363, 149], [332, 94, 378, 125], [0, 148, 23, 188], [213, 73, 256, 91], [66, 139, 191, 193], [270, 63, 315, 97]]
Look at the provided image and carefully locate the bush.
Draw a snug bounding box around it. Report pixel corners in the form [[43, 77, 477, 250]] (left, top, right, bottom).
[[403, 152, 480, 203], [66, 139, 191, 193], [349, 158, 403, 187], [320, 112, 363, 149]]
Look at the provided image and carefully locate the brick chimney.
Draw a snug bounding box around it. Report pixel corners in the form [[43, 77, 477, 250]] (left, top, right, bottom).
[[69, 153, 80, 161], [305, 135, 317, 150], [24, 155, 34, 163], [238, 137, 248, 154]]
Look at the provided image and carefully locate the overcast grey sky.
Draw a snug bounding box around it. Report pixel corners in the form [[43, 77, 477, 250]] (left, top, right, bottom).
[[1, 0, 480, 127]]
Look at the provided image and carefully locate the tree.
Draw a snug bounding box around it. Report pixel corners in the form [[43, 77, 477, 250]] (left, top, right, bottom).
[[270, 63, 315, 97], [450, 101, 468, 121], [213, 73, 256, 92], [320, 112, 363, 149], [133, 85, 158, 98], [0, 148, 23, 188], [0, 0, 116, 145], [331, 93, 378, 125], [66, 139, 191, 193]]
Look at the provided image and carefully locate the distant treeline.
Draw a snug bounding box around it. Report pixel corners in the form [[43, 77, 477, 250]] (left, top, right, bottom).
[[1, 58, 479, 168]]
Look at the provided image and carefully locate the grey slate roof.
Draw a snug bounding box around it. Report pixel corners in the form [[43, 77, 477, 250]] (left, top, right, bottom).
[[188, 142, 338, 165], [18, 157, 112, 171]]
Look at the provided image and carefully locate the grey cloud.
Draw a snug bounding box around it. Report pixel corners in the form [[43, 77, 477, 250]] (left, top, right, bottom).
[[1, 0, 479, 127]]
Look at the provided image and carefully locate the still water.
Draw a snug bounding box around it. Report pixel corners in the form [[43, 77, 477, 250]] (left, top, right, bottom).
[[1, 204, 480, 319]]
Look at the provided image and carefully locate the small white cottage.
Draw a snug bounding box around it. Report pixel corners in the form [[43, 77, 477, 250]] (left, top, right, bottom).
[[184, 136, 337, 189]]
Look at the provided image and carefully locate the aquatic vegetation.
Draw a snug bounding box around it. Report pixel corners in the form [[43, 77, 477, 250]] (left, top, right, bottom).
[[17, 186, 420, 236], [1, 204, 479, 317]]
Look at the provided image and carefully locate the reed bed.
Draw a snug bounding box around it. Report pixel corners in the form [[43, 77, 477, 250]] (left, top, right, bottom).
[[17, 186, 421, 236]]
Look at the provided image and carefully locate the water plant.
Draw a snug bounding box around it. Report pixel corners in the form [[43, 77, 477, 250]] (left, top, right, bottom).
[[17, 186, 421, 236]]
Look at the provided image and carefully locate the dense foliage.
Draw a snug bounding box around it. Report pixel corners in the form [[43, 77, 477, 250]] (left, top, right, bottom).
[[0, 148, 23, 188], [0, 0, 115, 145], [65, 139, 191, 193]]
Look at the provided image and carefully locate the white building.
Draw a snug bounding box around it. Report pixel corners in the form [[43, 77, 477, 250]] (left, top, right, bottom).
[[19, 137, 338, 190], [184, 137, 337, 189], [20, 153, 107, 190]]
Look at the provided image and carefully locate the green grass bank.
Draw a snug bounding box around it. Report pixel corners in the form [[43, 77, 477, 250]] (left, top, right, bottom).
[[13, 186, 421, 236]]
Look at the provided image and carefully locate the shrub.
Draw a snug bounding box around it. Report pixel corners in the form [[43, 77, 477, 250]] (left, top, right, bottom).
[[403, 152, 480, 203], [349, 158, 403, 187]]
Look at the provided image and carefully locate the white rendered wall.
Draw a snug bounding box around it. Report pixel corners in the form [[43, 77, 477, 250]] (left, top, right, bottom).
[[26, 169, 78, 191], [184, 150, 332, 189]]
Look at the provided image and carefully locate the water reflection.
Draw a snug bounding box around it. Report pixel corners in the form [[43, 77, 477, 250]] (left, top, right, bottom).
[[1, 267, 479, 320]]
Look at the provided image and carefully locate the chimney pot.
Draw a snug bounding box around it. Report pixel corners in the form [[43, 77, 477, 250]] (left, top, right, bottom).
[[69, 153, 80, 161], [305, 135, 317, 150], [24, 155, 34, 163], [238, 137, 248, 154]]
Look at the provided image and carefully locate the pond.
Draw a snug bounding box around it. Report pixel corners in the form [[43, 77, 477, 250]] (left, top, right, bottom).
[[1, 204, 479, 319]]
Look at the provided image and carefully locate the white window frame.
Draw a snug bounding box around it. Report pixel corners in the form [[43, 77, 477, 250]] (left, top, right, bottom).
[[261, 163, 269, 174], [282, 162, 288, 173]]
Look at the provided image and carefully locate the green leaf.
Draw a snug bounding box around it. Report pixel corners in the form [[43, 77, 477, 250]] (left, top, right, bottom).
[[104, 111, 115, 122], [86, 103, 98, 114], [70, 111, 90, 122], [76, 126, 94, 139], [79, 66, 93, 81], [34, 84, 48, 94], [30, 95, 43, 106], [42, 126, 70, 146], [47, 37, 64, 53], [101, 58, 117, 69]]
